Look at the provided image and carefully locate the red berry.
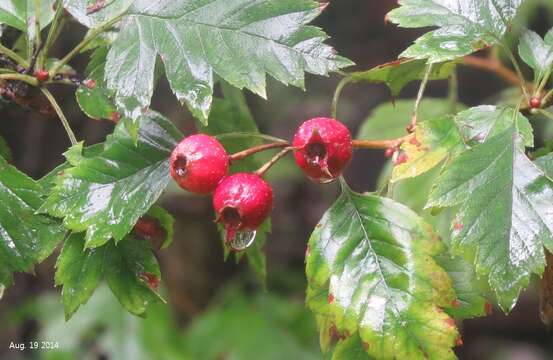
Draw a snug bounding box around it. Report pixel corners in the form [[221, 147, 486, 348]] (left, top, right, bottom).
[[530, 97, 541, 109], [292, 117, 352, 183], [170, 134, 229, 194], [213, 173, 273, 242], [34, 69, 49, 82]]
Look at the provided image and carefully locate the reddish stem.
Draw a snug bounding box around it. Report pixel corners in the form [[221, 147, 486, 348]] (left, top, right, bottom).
[[352, 136, 408, 150], [230, 141, 289, 162], [255, 147, 293, 177]]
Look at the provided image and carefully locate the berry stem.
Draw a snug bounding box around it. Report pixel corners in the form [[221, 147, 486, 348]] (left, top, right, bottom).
[[0, 73, 39, 86], [537, 109, 553, 121], [352, 136, 408, 150], [255, 147, 293, 177], [0, 44, 28, 67], [230, 141, 289, 162], [331, 76, 352, 118], [40, 0, 65, 68], [41, 88, 77, 145], [33, 0, 41, 65], [501, 44, 531, 100], [543, 88, 553, 107], [50, 14, 124, 77], [216, 132, 287, 143], [410, 63, 433, 128], [462, 55, 522, 88]]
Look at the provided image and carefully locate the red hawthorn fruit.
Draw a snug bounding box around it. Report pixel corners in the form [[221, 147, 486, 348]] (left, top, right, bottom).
[[292, 117, 352, 183], [213, 173, 273, 242], [34, 69, 49, 82], [530, 97, 542, 109], [170, 134, 229, 194]]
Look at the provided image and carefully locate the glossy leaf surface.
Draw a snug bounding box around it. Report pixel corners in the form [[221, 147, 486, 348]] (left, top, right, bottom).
[[428, 124, 553, 312], [105, 0, 352, 123], [0, 157, 64, 287], [518, 29, 553, 82], [42, 112, 182, 249], [388, 0, 523, 62], [306, 180, 458, 359]]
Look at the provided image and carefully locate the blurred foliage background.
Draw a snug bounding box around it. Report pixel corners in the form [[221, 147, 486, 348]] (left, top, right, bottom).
[[1, 0, 553, 359]]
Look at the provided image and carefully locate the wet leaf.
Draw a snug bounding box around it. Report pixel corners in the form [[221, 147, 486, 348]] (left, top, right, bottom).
[[306, 179, 458, 359], [428, 124, 553, 312], [0, 134, 11, 162], [391, 116, 464, 182], [105, 0, 352, 123], [455, 105, 534, 147], [349, 59, 455, 96], [55, 233, 163, 319], [0, 156, 64, 288], [41, 111, 182, 249], [133, 205, 174, 250], [518, 29, 553, 83], [387, 0, 523, 62], [64, 0, 133, 28], [0, 0, 55, 34]]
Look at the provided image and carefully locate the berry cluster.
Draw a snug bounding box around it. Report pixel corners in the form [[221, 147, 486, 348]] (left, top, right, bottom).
[[169, 118, 352, 250]]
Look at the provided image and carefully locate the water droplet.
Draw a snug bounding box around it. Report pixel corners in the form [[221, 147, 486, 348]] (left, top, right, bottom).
[[310, 176, 335, 184], [229, 230, 257, 251]]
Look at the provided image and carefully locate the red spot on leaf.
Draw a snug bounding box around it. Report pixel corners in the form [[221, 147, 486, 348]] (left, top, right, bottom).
[[319, 2, 329, 11], [86, 0, 106, 15], [140, 272, 160, 290], [384, 14, 390, 24], [362, 342, 370, 351], [455, 336, 463, 347], [305, 245, 310, 257], [328, 293, 334, 304], [395, 152, 408, 165], [445, 318, 456, 327], [83, 79, 96, 89], [111, 111, 120, 123], [451, 299, 461, 308], [133, 216, 167, 249], [409, 135, 421, 147], [454, 222, 464, 231]]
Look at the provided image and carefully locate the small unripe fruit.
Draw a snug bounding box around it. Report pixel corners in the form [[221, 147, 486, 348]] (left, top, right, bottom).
[[530, 97, 541, 109], [384, 148, 395, 158], [292, 117, 352, 183], [34, 69, 49, 82], [170, 134, 229, 194], [213, 173, 273, 242]]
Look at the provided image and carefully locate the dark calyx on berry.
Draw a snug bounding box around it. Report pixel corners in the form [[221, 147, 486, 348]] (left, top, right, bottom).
[[292, 117, 352, 183], [213, 173, 273, 242], [170, 134, 229, 195]]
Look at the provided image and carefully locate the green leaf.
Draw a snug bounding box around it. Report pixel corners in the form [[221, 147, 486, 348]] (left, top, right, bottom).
[[0, 157, 64, 287], [435, 254, 490, 320], [55, 232, 163, 320], [76, 47, 117, 121], [0, 0, 55, 32], [64, 0, 132, 28], [388, 0, 523, 62], [0, 134, 12, 162], [427, 126, 553, 311], [306, 180, 458, 359], [55, 233, 105, 320], [105, 0, 352, 123], [455, 105, 534, 147], [41, 111, 182, 249], [349, 59, 455, 96], [331, 335, 372, 360], [357, 98, 463, 141], [518, 29, 553, 82], [535, 152, 553, 179], [391, 115, 464, 182], [104, 236, 164, 317]]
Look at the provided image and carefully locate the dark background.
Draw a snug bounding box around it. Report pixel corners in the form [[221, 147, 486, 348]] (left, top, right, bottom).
[[1, 1, 553, 359]]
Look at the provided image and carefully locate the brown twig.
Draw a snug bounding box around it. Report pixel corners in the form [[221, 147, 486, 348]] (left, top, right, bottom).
[[462, 55, 523, 88], [255, 147, 293, 177], [352, 136, 409, 150], [230, 141, 289, 162]]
